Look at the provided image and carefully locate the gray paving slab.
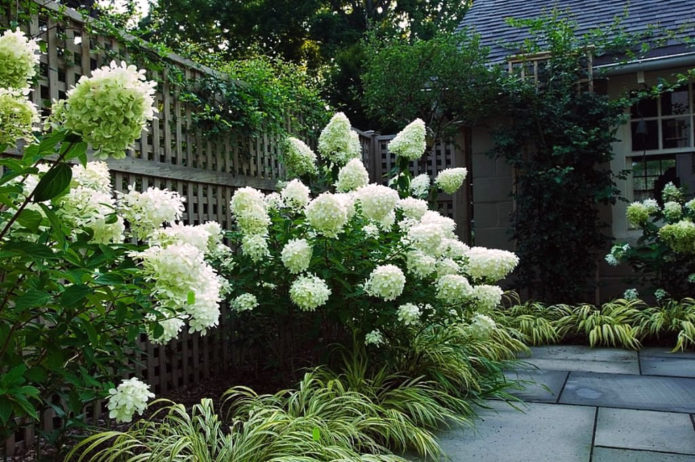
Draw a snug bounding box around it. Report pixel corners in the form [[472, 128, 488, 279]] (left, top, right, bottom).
[[592, 447, 695, 462], [640, 348, 695, 360], [433, 401, 595, 462], [640, 356, 695, 378], [594, 408, 695, 454], [522, 345, 639, 374], [560, 371, 695, 413], [504, 369, 568, 403]]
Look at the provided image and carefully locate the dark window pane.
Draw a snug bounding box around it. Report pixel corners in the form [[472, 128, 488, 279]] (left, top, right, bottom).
[[661, 86, 690, 115], [631, 120, 659, 151], [631, 97, 658, 118], [662, 117, 691, 148]]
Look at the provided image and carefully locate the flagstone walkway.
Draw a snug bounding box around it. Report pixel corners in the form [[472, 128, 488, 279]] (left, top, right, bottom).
[[434, 345, 695, 461]]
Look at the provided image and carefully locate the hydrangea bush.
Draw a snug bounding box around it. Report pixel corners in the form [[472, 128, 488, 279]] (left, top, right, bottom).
[[0, 40, 226, 438], [217, 113, 519, 357], [608, 182, 695, 299]]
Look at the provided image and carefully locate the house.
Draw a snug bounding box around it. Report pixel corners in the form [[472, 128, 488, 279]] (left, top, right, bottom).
[[458, 0, 695, 299]]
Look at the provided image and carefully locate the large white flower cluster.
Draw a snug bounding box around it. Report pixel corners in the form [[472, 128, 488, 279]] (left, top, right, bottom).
[[230, 187, 270, 236], [397, 303, 422, 326], [364, 264, 406, 301], [464, 247, 519, 283], [134, 243, 223, 336], [306, 192, 348, 237], [281, 238, 313, 274], [472, 284, 503, 311], [663, 201, 682, 222], [387, 118, 426, 161], [107, 377, 154, 423], [241, 234, 270, 263], [406, 250, 436, 279], [284, 137, 318, 176], [149, 223, 212, 254], [318, 112, 361, 165], [71, 161, 112, 193], [435, 274, 472, 305], [53, 61, 156, 159], [435, 168, 467, 195], [420, 211, 456, 237], [60, 186, 124, 244], [282, 179, 311, 209], [410, 174, 430, 198], [119, 186, 185, 240], [0, 29, 40, 89], [364, 329, 385, 347], [290, 274, 331, 311], [407, 223, 445, 256], [0, 88, 39, 146], [232, 293, 258, 312], [336, 158, 369, 192], [356, 184, 399, 222], [397, 197, 428, 220], [466, 313, 496, 339]]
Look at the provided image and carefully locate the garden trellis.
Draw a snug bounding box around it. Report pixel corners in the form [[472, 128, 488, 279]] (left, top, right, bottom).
[[1, 1, 471, 455]]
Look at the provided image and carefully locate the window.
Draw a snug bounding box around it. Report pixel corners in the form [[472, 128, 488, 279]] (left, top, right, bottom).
[[629, 83, 694, 199]]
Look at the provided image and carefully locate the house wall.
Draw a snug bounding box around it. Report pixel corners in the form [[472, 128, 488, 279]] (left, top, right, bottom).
[[470, 64, 694, 302]]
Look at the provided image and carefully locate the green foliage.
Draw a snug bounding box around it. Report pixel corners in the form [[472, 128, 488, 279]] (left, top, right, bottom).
[[361, 31, 500, 137], [608, 184, 695, 299], [556, 300, 644, 349], [494, 301, 570, 345], [637, 298, 695, 351]]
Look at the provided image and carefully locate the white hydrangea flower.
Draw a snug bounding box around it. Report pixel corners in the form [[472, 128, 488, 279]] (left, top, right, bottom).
[[397, 303, 421, 326], [364, 329, 385, 347], [335, 192, 356, 220], [231, 187, 270, 235], [107, 377, 154, 423], [148, 315, 185, 345], [410, 174, 430, 198], [241, 234, 270, 263], [231, 187, 266, 215], [378, 211, 396, 230], [397, 217, 419, 232], [71, 161, 112, 193], [318, 112, 361, 165], [684, 198, 695, 214], [406, 250, 437, 279], [407, 223, 445, 256], [626, 201, 649, 226], [133, 243, 222, 333], [643, 198, 660, 214], [435, 274, 473, 305], [397, 197, 428, 220], [464, 247, 519, 283], [200, 221, 224, 250], [355, 184, 399, 222], [281, 179, 311, 209], [281, 238, 313, 274], [436, 258, 460, 276], [663, 201, 682, 222], [264, 192, 283, 210], [290, 274, 331, 311], [0, 28, 40, 89], [0, 88, 39, 146], [55, 61, 156, 158], [232, 293, 258, 312], [118, 186, 185, 240], [336, 158, 369, 192], [472, 284, 503, 311], [435, 168, 467, 195], [364, 264, 406, 301], [149, 223, 212, 255], [284, 137, 318, 176], [467, 313, 496, 339], [441, 238, 469, 259], [662, 182, 681, 202], [59, 187, 124, 244], [363, 223, 379, 238], [420, 210, 456, 238], [305, 192, 348, 237], [388, 118, 426, 161], [623, 288, 639, 301]]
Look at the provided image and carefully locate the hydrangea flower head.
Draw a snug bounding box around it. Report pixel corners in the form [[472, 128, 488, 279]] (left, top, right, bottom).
[[284, 137, 318, 176], [623, 288, 639, 301], [355, 184, 399, 222], [464, 247, 519, 283], [435, 168, 467, 195], [420, 211, 456, 238], [232, 293, 258, 312], [231, 187, 270, 235], [241, 234, 270, 262], [336, 158, 369, 192], [659, 220, 695, 254], [642, 198, 660, 215], [149, 223, 212, 255], [71, 161, 112, 193], [397, 197, 428, 220], [148, 316, 185, 345], [305, 192, 348, 237], [281, 179, 310, 209], [0, 29, 40, 89], [410, 174, 430, 198], [397, 303, 421, 326], [387, 118, 426, 161], [281, 238, 313, 274], [118, 186, 185, 240], [663, 201, 682, 222], [406, 250, 437, 279], [364, 264, 406, 301], [626, 202, 649, 227], [407, 223, 445, 256], [662, 182, 682, 202], [57, 61, 156, 158], [107, 378, 154, 423], [467, 314, 496, 339], [0, 88, 39, 146], [435, 274, 473, 305], [364, 329, 385, 347], [436, 258, 460, 276], [472, 284, 503, 311], [290, 274, 331, 311], [318, 112, 361, 165]]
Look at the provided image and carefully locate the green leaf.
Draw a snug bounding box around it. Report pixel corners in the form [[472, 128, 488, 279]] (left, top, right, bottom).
[[65, 142, 88, 165], [60, 285, 91, 308], [95, 272, 124, 285], [187, 291, 196, 305], [0, 240, 57, 259], [0, 398, 12, 425], [39, 203, 66, 246], [1, 365, 26, 388], [312, 427, 321, 442], [16, 208, 43, 232], [14, 289, 51, 310], [33, 163, 72, 202]]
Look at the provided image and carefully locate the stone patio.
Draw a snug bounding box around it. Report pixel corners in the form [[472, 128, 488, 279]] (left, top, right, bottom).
[[432, 346, 695, 461]]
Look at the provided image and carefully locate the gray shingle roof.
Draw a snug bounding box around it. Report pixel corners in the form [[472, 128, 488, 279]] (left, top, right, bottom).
[[457, 0, 695, 63]]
